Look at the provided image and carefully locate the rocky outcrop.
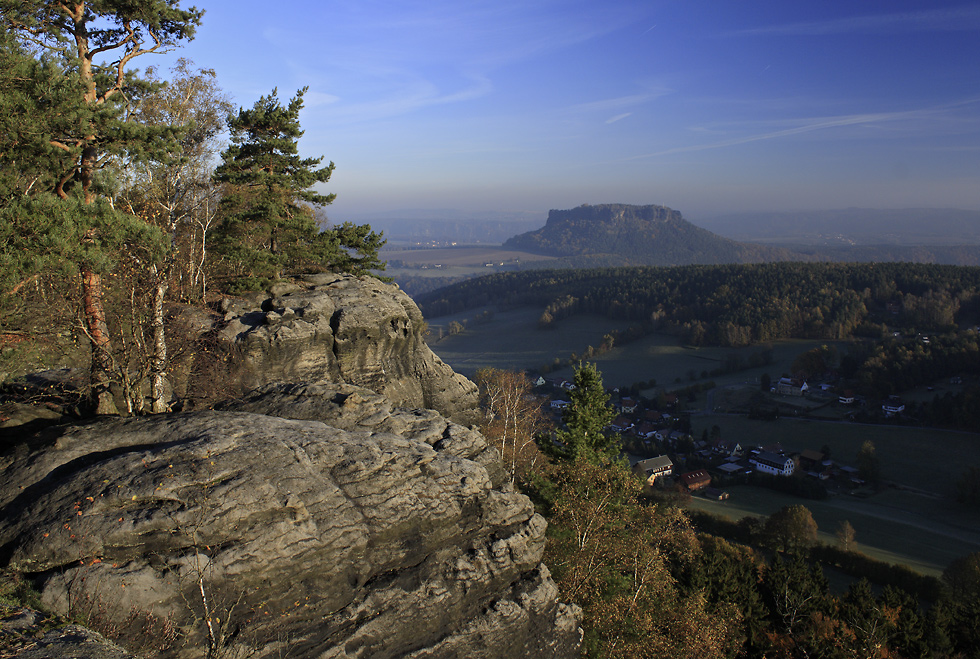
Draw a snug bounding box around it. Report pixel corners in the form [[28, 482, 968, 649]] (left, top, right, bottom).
[[1, 608, 136, 659], [218, 274, 479, 425], [0, 404, 581, 658]]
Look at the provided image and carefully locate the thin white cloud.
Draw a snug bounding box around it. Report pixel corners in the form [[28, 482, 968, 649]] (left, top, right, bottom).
[[628, 100, 980, 160], [606, 113, 632, 124], [302, 91, 340, 108], [312, 73, 494, 124], [733, 6, 980, 36], [572, 89, 673, 114]]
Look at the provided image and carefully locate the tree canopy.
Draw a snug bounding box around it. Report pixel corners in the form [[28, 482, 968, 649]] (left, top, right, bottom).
[[213, 87, 385, 281], [544, 362, 619, 462]]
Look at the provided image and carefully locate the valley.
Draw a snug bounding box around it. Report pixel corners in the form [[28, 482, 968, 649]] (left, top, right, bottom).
[[424, 287, 980, 579]]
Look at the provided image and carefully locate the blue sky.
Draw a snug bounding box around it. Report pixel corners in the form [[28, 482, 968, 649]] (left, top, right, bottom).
[[153, 1, 980, 221]]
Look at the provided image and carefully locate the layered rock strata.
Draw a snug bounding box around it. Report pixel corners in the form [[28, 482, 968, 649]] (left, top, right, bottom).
[[0, 405, 580, 658], [218, 274, 479, 425]]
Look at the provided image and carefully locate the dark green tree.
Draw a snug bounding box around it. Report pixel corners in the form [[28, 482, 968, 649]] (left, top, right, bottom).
[[213, 88, 384, 281], [857, 440, 882, 488], [763, 505, 818, 553], [545, 362, 619, 462], [1, 0, 201, 413]]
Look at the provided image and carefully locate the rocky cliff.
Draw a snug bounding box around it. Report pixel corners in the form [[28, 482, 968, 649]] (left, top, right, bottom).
[[0, 275, 581, 657], [0, 389, 581, 657], [218, 274, 479, 425]]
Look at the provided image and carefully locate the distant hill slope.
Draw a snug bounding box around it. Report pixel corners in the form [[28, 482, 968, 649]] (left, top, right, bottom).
[[502, 203, 793, 265], [694, 208, 980, 246]]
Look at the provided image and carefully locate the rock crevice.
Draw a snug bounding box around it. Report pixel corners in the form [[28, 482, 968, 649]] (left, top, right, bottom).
[[0, 398, 580, 658]]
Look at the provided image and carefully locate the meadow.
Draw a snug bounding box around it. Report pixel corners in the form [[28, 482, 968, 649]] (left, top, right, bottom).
[[429, 303, 841, 390], [426, 302, 980, 576]]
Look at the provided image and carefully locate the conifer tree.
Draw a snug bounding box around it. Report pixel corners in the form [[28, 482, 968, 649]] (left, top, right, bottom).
[[545, 362, 620, 462], [2, 1, 202, 413], [213, 88, 385, 281]]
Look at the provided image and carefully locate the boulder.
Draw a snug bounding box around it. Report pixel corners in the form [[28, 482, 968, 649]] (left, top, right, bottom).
[[0, 411, 581, 658], [219, 274, 479, 425]]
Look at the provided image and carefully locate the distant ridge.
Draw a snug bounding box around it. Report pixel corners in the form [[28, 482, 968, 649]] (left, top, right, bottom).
[[694, 208, 980, 246], [503, 203, 792, 265]]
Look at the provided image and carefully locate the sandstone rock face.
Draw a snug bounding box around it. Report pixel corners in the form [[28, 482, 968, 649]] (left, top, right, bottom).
[[219, 275, 479, 425], [0, 408, 581, 658]]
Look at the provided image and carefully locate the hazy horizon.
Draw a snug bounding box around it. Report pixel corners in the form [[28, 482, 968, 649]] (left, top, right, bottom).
[[153, 1, 979, 220]]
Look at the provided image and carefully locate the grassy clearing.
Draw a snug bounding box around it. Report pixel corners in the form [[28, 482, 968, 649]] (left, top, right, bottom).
[[435, 306, 847, 391], [428, 308, 632, 376], [688, 484, 980, 576], [687, 415, 980, 575]]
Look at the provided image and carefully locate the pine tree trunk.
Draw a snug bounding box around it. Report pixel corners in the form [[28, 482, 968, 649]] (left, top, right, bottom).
[[82, 267, 118, 415], [150, 276, 169, 413]]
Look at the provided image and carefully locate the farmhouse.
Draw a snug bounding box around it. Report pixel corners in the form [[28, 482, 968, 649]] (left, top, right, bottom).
[[882, 396, 905, 416], [633, 455, 673, 486], [776, 377, 808, 397], [750, 451, 795, 476], [680, 470, 712, 491], [797, 449, 825, 471], [711, 439, 742, 457], [619, 397, 638, 414]]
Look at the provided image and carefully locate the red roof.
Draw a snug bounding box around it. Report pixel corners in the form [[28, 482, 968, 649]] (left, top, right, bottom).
[[680, 470, 711, 489]]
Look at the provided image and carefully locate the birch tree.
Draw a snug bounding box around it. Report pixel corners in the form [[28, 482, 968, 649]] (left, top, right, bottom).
[[1, 0, 204, 413]]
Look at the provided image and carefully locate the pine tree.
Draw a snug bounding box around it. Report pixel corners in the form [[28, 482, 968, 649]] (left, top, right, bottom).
[[545, 362, 620, 462], [213, 88, 385, 281], [1, 2, 200, 413]]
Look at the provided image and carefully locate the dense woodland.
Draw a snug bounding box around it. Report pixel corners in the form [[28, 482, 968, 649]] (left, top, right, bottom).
[[420, 262, 980, 346], [0, 2, 383, 414]]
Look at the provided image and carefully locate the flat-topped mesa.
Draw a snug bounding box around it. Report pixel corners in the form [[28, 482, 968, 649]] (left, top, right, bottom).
[[219, 274, 479, 425], [502, 202, 787, 264]]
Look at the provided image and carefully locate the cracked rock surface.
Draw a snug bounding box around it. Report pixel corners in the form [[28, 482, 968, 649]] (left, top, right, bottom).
[[219, 274, 479, 425], [0, 408, 581, 658]]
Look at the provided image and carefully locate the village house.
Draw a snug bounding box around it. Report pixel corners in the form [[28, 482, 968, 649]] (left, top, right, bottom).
[[680, 469, 712, 491], [750, 451, 795, 476], [797, 449, 825, 471], [882, 396, 905, 416], [839, 390, 856, 405], [776, 377, 808, 397], [619, 397, 638, 414], [711, 439, 742, 457], [633, 455, 673, 486], [610, 415, 634, 433]]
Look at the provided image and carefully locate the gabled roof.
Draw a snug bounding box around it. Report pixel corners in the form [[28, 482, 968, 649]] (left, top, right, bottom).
[[753, 451, 792, 467], [680, 470, 711, 485], [635, 455, 673, 472]]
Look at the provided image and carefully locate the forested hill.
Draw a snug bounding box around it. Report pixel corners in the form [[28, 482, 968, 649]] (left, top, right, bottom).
[[502, 203, 795, 265], [418, 262, 980, 347]]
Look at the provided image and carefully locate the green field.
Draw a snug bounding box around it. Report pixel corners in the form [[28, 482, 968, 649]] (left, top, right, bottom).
[[429, 308, 633, 375], [688, 484, 980, 576], [686, 416, 980, 575], [426, 303, 980, 575], [382, 246, 556, 285], [429, 303, 845, 390]]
